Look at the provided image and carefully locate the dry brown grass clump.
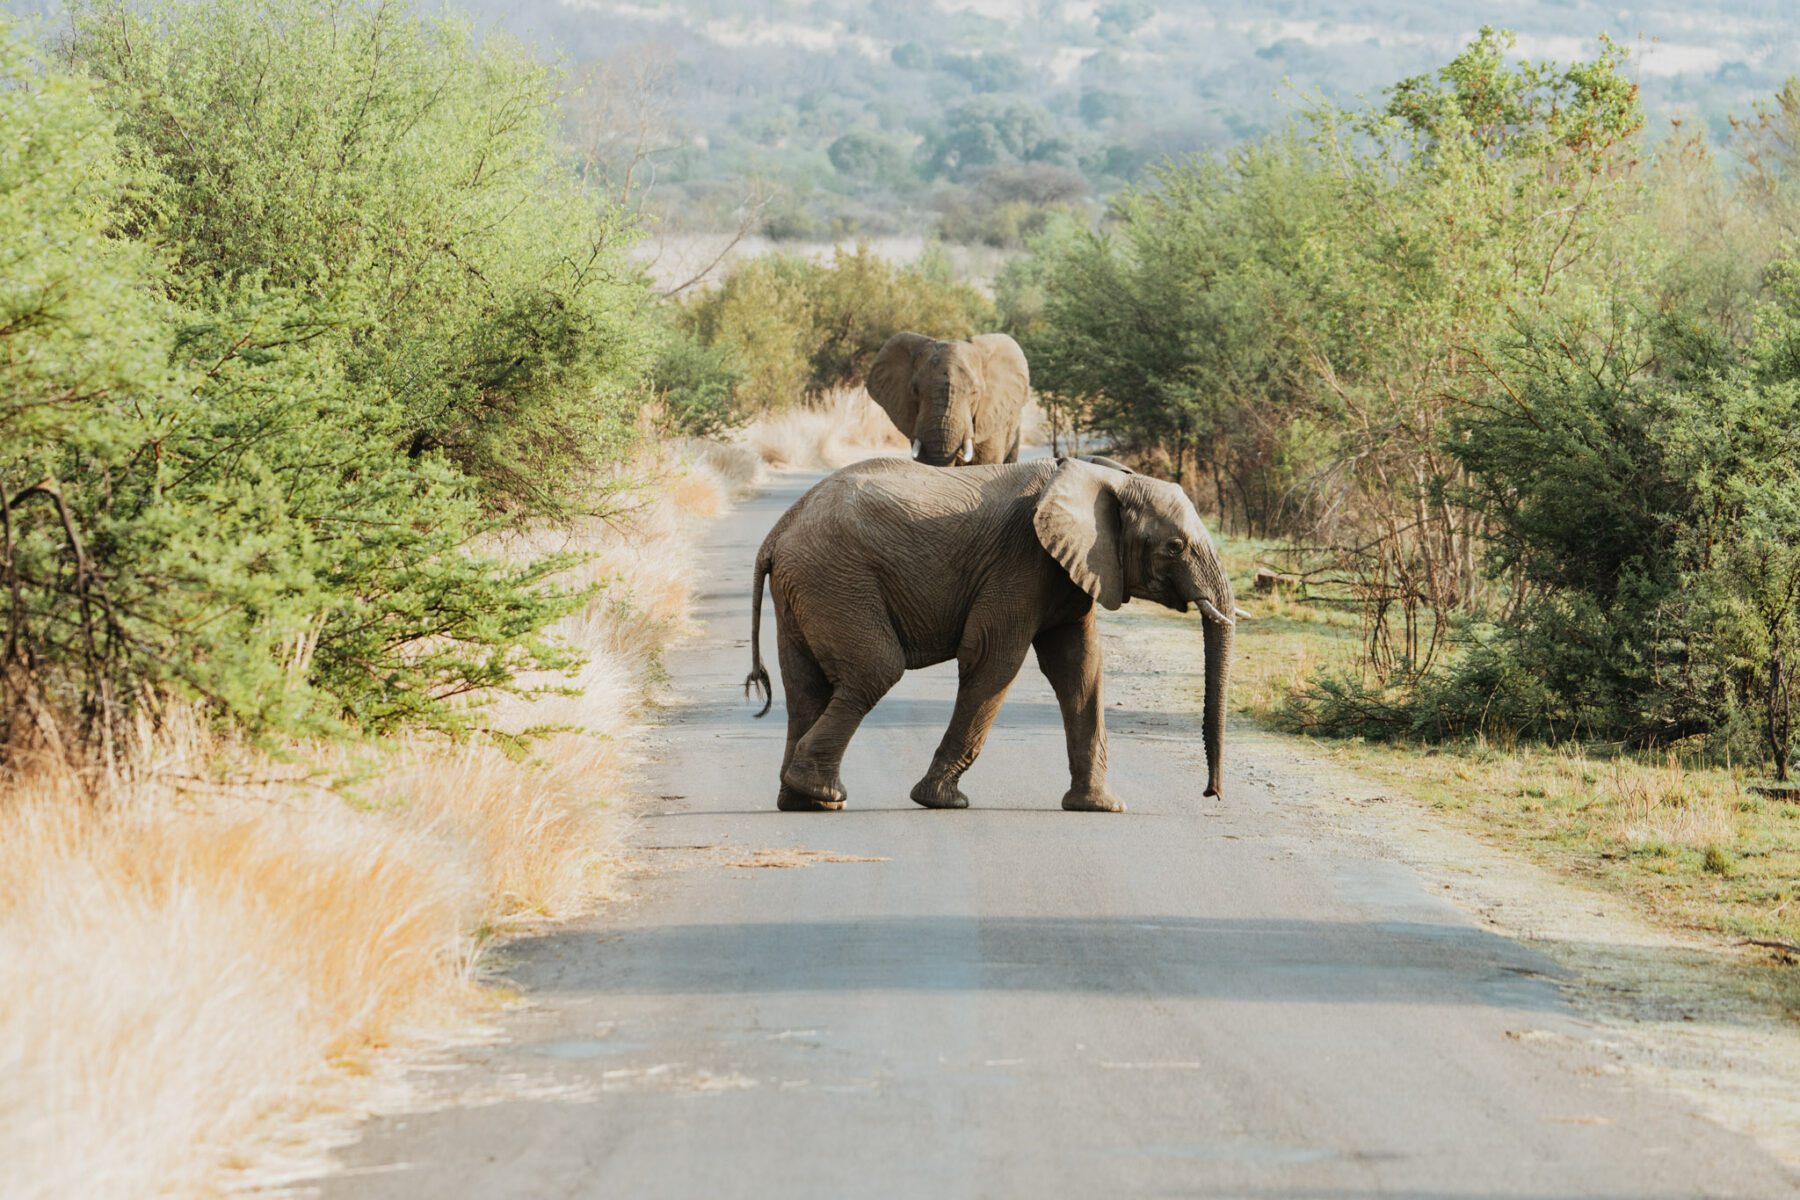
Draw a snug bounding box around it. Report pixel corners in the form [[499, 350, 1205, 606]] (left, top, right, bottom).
[[679, 437, 765, 497], [0, 444, 744, 1197], [744, 387, 908, 470], [0, 734, 476, 1199], [743, 390, 1053, 473], [1604, 755, 1743, 852]]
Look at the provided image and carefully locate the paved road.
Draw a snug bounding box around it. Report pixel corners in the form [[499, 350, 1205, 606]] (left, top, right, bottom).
[[320, 469, 1797, 1199]]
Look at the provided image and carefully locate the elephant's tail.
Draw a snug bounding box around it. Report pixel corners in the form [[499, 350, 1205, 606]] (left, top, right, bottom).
[[744, 546, 773, 718]]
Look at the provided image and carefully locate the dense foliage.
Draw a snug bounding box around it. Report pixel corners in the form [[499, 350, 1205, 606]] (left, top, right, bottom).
[[67, 0, 653, 516], [1015, 28, 1800, 777], [1, 2, 657, 754]]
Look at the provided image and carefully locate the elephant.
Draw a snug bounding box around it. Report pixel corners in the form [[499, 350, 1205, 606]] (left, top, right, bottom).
[[743, 456, 1237, 813], [866, 331, 1030, 467]]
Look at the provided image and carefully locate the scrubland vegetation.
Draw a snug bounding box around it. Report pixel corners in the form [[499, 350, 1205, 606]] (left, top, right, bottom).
[[8, 0, 1800, 1187], [0, 442, 740, 1197], [1005, 32, 1800, 796]]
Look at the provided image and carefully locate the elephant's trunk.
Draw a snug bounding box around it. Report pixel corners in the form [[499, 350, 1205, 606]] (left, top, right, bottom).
[[916, 373, 974, 466], [1182, 543, 1234, 800], [1202, 613, 1231, 799]]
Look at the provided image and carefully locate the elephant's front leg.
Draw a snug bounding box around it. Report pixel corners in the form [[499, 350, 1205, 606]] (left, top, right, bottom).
[[1033, 615, 1122, 813], [911, 638, 1031, 809]]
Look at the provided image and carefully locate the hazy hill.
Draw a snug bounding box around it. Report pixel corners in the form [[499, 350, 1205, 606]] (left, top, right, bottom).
[[300, 1, 1800, 237]]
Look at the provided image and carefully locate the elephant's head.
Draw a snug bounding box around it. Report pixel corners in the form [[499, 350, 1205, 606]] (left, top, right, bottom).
[[866, 331, 1030, 466], [1033, 458, 1237, 800]]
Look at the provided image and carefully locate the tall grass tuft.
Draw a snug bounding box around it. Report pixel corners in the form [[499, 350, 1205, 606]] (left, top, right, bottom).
[[744, 387, 909, 469]]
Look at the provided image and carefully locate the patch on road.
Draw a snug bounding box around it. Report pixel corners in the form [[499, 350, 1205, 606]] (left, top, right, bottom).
[[726, 848, 889, 869]]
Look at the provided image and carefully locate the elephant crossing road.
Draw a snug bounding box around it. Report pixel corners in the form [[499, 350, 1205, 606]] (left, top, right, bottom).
[[746, 456, 1236, 813]]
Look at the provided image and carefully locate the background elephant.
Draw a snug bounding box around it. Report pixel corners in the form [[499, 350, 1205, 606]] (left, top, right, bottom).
[[745, 457, 1236, 812], [866, 331, 1030, 466]]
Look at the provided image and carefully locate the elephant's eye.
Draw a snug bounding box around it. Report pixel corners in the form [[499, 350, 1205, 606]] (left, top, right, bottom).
[[1160, 537, 1185, 558]]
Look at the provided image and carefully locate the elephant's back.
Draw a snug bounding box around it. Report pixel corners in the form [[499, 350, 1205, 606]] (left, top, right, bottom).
[[792, 456, 1051, 532], [766, 458, 1059, 660]]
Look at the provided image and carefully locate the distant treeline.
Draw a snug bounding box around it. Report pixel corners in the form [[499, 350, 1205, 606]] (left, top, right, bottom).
[[464, 0, 1800, 244]]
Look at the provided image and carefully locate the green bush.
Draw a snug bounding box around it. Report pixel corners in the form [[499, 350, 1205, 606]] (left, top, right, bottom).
[[802, 246, 995, 387], [66, 0, 653, 518], [651, 326, 745, 438], [682, 245, 995, 412], [1284, 344, 1800, 773], [684, 258, 816, 411], [1281, 604, 1631, 745], [2, 5, 656, 752]]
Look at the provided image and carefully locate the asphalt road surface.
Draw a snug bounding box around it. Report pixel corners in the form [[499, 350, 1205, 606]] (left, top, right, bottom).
[[319, 469, 1798, 1199]]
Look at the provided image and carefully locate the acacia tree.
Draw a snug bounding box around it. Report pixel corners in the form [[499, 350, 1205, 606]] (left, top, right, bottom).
[[1, 21, 172, 754], [1301, 29, 1644, 669], [1022, 135, 1342, 538]]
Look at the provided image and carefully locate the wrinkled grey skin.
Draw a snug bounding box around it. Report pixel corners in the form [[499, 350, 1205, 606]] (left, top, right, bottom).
[[866, 332, 1030, 467], [745, 457, 1235, 812]]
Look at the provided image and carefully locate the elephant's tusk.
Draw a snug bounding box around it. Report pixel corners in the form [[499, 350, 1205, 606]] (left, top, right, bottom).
[[1197, 599, 1236, 626], [960, 436, 974, 463], [1234, 607, 1251, 620], [911, 439, 921, 459]]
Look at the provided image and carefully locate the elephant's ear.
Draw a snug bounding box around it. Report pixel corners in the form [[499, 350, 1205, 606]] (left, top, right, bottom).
[[866, 332, 934, 439], [1034, 458, 1126, 611], [970, 333, 1030, 426]]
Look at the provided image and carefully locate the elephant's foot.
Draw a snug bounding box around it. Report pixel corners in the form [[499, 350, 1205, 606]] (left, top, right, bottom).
[[777, 785, 844, 812], [1060, 786, 1124, 813], [910, 776, 970, 810], [780, 762, 846, 810]]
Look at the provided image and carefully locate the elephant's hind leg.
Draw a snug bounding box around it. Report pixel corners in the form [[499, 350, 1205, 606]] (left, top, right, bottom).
[[780, 631, 904, 810], [775, 629, 837, 811]]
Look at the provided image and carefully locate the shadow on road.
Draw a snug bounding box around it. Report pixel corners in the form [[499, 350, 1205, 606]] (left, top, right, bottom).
[[676, 692, 1203, 737], [513, 915, 1568, 1011]]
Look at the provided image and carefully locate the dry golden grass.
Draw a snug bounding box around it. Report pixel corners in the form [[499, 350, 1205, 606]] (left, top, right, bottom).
[[0, 753, 475, 1200], [678, 437, 764, 499], [1606, 755, 1744, 852], [743, 390, 1050, 473], [744, 387, 908, 470], [0, 443, 745, 1197], [1227, 597, 1362, 723], [1318, 736, 1800, 944]]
